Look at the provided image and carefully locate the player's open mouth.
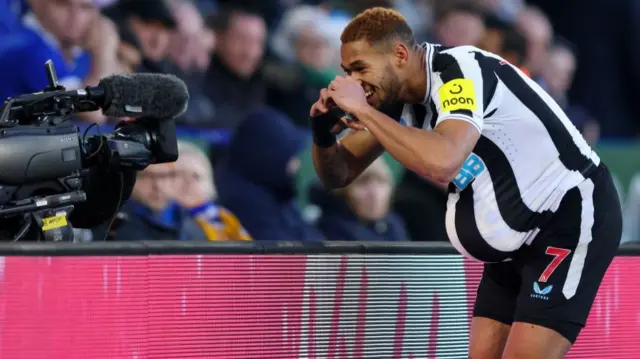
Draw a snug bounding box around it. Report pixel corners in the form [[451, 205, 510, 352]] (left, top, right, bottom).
[[362, 83, 375, 98], [364, 90, 379, 107], [362, 82, 378, 106], [365, 89, 378, 106]]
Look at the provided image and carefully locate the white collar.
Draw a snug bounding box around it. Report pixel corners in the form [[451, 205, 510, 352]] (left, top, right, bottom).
[[421, 42, 436, 105], [22, 12, 84, 60]]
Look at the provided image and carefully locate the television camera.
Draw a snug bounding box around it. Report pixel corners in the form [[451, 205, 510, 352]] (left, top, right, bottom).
[[0, 60, 185, 242]]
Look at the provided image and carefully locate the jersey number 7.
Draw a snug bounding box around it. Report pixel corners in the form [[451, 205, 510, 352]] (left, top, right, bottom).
[[539, 247, 572, 283]]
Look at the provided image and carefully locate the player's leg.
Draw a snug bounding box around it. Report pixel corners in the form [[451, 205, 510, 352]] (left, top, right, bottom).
[[503, 322, 572, 358], [503, 168, 622, 359], [469, 317, 511, 359], [469, 262, 520, 359]]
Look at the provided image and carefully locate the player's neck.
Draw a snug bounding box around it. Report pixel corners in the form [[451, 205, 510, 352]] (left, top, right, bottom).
[[403, 45, 429, 104]]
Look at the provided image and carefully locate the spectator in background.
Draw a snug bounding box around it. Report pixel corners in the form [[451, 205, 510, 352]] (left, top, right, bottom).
[[478, 14, 528, 73], [330, 0, 394, 17], [0, 0, 120, 123], [115, 36, 142, 73], [516, 5, 552, 79], [528, 0, 640, 137], [0, 0, 27, 34], [432, 1, 485, 47], [190, 0, 217, 15], [166, 0, 215, 72], [216, 108, 324, 242], [204, 5, 267, 129], [394, 0, 433, 42], [539, 41, 577, 108], [540, 40, 600, 144], [309, 158, 409, 242], [93, 163, 209, 241], [93, 0, 119, 8], [169, 0, 208, 34], [265, 5, 340, 127], [163, 0, 218, 126], [476, 0, 524, 23], [174, 141, 252, 241], [392, 167, 448, 242], [215, 0, 302, 32], [102, 0, 176, 73]]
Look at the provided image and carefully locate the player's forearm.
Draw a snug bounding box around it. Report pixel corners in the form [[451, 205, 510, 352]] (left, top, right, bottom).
[[312, 143, 353, 189], [312, 130, 384, 189], [352, 106, 458, 185]]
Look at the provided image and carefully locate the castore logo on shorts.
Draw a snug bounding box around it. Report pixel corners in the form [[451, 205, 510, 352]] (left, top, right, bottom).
[[531, 282, 553, 300]]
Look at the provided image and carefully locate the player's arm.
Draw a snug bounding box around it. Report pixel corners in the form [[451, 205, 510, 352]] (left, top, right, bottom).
[[351, 106, 479, 186], [312, 128, 385, 189], [329, 64, 486, 188], [311, 89, 385, 189]]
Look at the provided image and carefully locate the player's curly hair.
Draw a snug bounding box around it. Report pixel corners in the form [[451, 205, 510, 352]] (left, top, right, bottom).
[[340, 7, 415, 49]]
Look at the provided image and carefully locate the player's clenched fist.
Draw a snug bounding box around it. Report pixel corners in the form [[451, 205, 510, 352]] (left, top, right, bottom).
[[327, 76, 369, 115], [309, 89, 345, 148], [309, 88, 333, 117]]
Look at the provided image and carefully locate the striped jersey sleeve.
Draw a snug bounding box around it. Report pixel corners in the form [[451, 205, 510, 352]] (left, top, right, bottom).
[[430, 48, 490, 133]]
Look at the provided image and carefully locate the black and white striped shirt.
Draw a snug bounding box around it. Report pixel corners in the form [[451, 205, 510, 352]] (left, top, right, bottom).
[[407, 43, 600, 262]]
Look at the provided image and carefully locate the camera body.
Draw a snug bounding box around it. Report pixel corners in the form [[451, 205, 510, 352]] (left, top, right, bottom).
[[0, 61, 173, 241]]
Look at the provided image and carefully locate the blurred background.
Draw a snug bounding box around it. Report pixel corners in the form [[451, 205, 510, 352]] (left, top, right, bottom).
[[0, 0, 639, 244]]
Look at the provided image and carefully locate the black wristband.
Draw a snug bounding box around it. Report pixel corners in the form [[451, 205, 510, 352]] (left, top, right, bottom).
[[310, 109, 342, 148], [310, 118, 336, 147], [313, 129, 336, 148]]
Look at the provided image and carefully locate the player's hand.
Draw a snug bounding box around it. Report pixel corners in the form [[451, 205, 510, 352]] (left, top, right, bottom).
[[338, 115, 367, 132], [327, 76, 370, 115], [310, 89, 365, 133], [309, 88, 334, 117], [310, 89, 343, 134]]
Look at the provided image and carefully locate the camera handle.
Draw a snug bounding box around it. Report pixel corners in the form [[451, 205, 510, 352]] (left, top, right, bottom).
[[32, 206, 75, 242], [9, 205, 76, 242], [0, 191, 86, 242]]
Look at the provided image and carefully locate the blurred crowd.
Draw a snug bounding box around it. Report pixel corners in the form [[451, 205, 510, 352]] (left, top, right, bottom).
[[0, 0, 638, 243]]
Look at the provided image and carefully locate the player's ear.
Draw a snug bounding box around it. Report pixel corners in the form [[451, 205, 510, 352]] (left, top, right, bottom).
[[392, 43, 410, 66]]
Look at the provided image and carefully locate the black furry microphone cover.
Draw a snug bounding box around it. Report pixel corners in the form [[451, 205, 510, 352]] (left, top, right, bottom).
[[100, 73, 189, 119]]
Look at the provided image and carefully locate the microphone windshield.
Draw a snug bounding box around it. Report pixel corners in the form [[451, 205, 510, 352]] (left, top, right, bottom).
[[99, 73, 189, 119]]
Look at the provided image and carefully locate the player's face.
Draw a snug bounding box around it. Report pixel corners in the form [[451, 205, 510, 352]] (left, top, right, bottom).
[[340, 41, 403, 109]]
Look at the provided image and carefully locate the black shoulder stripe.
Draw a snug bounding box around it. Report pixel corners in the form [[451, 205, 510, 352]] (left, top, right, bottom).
[[433, 52, 473, 118], [472, 52, 499, 110]]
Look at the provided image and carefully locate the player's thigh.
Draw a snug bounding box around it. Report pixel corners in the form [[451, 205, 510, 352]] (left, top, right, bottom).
[[509, 174, 621, 355], [469, 262, 520, 359]]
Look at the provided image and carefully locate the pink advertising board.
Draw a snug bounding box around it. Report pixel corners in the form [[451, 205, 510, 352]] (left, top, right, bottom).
[[0, 254, 635, 358]]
